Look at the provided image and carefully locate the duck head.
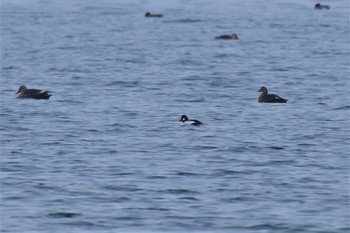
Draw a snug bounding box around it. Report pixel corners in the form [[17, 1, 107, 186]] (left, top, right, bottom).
[[180, 115, 189, 122], [258, 86, 268, 94], [16, 86, 27, 94], [232, 33, 239, 39]]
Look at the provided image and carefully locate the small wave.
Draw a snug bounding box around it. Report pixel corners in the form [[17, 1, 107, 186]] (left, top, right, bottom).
[[105, 81, 140, 87], [64, 221, 97, 227], [175, 171, 201, 176], [165, 189, 198, 194], [146, 175, 167, 179], [106, 185, 142, 192], [131, 207, 170, 211], [220, 196, 250, 202], [247, 223, 289, 231], [334, 106, 350, 110], [57, 46, 82, 50], [48, 67, 86, 73], [213, 169, 253, 175], [214, 54, 235, 58], [84, 128, 100, 132], [113, 216, 144, 221], [268, 146, 285, 150], [48, 212, 82, 218], [27, 49, 40, 54], [269, 67, 289, 72], [57, 99, 84, 104], [270, 160, 295, 165], [163, 19, 205, 24], [106, 149, 118, 154], [40, 141, 62, 146], [193, 145, 218, 149], [110, 172, 134, 176], [297, 143, 316, 147], [71, 76, 83, 80], [178, 197, 200, 201], [3, 65, 15, 70], [124, 59, 146, 64], [175, 97, 205, 102]]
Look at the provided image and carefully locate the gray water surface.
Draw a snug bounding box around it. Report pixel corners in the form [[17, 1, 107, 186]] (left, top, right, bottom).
[[1, 0, 349, 232]]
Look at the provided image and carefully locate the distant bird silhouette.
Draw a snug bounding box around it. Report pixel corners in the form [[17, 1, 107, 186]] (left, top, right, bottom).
[[179, 115, 202, 126], [16, 86, 51, 99], [315, 3, 330, 9], [257, 86, 287, 103], [215, 33, 239, 40], [145, 12, 163, 17]]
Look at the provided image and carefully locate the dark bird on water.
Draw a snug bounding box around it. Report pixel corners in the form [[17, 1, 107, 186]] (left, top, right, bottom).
[[257, 86, 288, 103], [145, 12, 163, 17], [16, 86, 52, 99], [215, 33, 239, 40], [315, 3, 330, 9], [179, 115, 202, 126]]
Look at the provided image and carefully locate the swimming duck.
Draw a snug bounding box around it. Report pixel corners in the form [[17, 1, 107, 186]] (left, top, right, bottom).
[[215, 33, 239, 40], [257, 86, 287, 103], [16, 86, 51, 99], [314, 3, 330, 9], [145, 12, 163, 17], [179, 115, 202, 126]]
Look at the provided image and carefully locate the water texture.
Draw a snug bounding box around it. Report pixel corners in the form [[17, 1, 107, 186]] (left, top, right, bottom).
[[1, 0, 349, 232]]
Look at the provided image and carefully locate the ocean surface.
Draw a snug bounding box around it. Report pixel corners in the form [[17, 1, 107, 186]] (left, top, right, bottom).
[[1, 0, 349, 232]]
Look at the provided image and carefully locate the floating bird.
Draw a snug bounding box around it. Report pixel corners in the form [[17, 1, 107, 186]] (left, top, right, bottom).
[[179, 115, 202, 126], [315, 3, 330, 9], [16, 86, 51, 99], [215, 33, 239, 40], [257, 86, 288, 103], [145, 12, 163, 17]]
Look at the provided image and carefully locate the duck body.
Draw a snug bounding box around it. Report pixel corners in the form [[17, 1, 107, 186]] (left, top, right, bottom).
[[16, 86, 51, 99], [215, 33, 239, 40], [258, 86, 287, 103], [145, 12, 163, 17], [179, 115, 202, 126], [315, 3, 330, 9]]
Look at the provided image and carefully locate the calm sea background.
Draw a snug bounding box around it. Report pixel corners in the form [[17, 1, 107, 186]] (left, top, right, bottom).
[[1, 0, 349, 232]]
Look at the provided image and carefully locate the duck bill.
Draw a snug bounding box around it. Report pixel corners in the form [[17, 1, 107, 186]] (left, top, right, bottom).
[[15, 90, 20, 94]]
